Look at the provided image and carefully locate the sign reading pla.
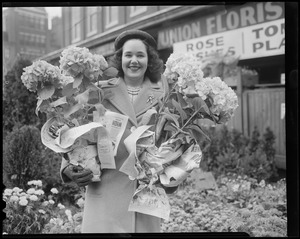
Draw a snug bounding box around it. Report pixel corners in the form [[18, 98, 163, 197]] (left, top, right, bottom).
[[173, 18, 284, 60]]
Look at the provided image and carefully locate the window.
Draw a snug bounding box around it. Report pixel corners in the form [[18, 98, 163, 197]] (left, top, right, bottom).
[[130, 6, 147, 17], [105, 6, 118, 28], [86, 7, 98, 36], [71, 7, 81, 43]]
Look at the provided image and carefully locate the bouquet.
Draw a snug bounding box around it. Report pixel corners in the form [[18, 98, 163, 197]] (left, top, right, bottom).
[[21, 46, 122, 181], [121, 52, 239, 220]]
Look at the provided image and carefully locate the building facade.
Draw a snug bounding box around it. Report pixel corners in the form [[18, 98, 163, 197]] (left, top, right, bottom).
[[39, 4, 286, 168], [3, 7, 49, 73], [2, 7, 63, 75]]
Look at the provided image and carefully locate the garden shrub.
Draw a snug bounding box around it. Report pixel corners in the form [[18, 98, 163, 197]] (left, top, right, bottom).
[[199, 125, 278, 182], [3, 125, 45, 189], [2, 58, 46, 137]]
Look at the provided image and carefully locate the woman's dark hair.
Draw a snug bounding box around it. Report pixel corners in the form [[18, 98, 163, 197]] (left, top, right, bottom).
[[110, 39, 164, 83]]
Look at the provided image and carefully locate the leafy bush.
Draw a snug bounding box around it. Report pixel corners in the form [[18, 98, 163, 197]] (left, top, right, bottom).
[[3, 125, 45, 189], [2, 58, 46, 136], [199, 126, 278, 182]]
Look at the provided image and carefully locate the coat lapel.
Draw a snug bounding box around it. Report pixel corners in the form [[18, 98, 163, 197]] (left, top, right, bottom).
[[106, 78, 138, 126], [133, 78, 164, 119], [106, 77, 164, 126]]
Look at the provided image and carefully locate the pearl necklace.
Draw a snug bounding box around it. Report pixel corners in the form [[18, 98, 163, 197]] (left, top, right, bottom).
[[127, 85, 142, 103]]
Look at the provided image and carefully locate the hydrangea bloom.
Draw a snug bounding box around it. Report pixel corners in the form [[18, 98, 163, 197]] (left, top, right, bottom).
[[34, 189, 45, 196], [50, 188, 59, 194], [59, 46, 108, 81], [28, 180, 43, 187], [26, 188, 36, 194], [58, 203, 65, 210], [163, 52, 204, 88], [163, 53, 238, 123], [19, 197, 28, 206], [204, 77, 239, 123], [29, 195, 38, 201], [10, 195, 19, 203], [21, 60, 66, 92]]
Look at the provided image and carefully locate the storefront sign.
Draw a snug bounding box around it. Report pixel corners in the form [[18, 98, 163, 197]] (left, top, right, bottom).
[[158, 2, 284, 50], [173, 18, 284, 60]]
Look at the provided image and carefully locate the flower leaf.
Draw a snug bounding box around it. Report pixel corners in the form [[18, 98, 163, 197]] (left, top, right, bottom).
[[62, 82, 77, 97], [35, 98, 44, 116], [171, 98, 188, 124], [73, 74, 83, 88], [37, 85, 55, 100], [74, 89, 90, 105], [103, 67, 118, 77], [192, 97, 210, 115], [186, 124, 211, 143], [50, 96, 68, 108], [63, 103, 83, 118]]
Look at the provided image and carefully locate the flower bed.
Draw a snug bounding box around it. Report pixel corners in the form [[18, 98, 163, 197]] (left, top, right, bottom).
[[161, 172, 287, 237], [3, 173, 286, 236]]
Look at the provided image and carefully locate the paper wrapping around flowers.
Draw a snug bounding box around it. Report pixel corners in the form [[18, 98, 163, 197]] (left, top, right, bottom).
[[41, 117, 104, 153], [159, 143, 202, 187], [120, 125, 153, 178], [68, 145, 101, 182], [128, 184, 170, 221]]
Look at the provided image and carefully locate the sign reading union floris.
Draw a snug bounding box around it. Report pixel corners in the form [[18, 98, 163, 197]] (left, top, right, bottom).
[[157, 2, 285, 59]]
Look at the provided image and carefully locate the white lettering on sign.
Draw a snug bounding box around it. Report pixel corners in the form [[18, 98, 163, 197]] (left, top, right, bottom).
[[157, 2, 284, 50], [173, 18, 284, 60]]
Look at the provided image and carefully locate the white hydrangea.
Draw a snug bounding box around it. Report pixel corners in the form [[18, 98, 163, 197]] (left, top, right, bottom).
[[4, 189, 13, 197], [26, 188, 36, 195], [29, 195, 38, 201], [58, 203, 65, 210], [9, 195, 19, 203], [50, 188, 59, 194], [19, 197, 28, 206]]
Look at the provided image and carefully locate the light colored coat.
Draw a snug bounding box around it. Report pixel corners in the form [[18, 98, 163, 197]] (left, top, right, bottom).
[[60, 77, 166, 233]]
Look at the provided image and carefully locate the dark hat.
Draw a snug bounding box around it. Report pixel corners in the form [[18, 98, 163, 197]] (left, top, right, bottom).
[[114, 29, 157, 51]]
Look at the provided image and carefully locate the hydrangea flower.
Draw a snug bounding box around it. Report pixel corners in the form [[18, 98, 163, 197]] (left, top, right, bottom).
[[19, 198, 28, 206], [28, 180, 43, 187], [10, 195, 19, 203], [50, 188, 59, 194], [58, 203, 65, 210], [29, 195, 38, 201], [21, 61, 66, 93], [59, 46, 108, 82], [26, 188, 36, 194], [38, 209, 46, 214], [4, 189, 13, 197], [34, 189, 45, 195]]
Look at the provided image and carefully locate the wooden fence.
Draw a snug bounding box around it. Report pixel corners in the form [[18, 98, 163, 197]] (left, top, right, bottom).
[[242, 87, 286, 168]]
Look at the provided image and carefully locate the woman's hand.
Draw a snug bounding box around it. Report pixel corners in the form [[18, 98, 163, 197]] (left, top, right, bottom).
[[63, 164, 94, 187]]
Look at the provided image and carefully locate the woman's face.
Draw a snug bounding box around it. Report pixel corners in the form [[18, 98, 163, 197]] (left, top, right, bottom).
[[121, 39, 148, 85]]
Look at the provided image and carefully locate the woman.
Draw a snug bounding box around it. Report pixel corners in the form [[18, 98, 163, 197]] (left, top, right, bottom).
[[60, 29, 176, 233]]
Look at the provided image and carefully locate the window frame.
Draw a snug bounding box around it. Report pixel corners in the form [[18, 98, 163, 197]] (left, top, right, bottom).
[[71, 7, 81, 43], [129, 6, 147, 17], [105, 6, 118, 28], [86, 7, 98, 37]]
